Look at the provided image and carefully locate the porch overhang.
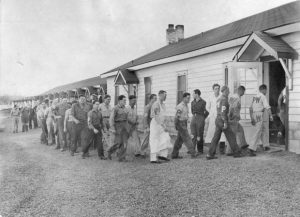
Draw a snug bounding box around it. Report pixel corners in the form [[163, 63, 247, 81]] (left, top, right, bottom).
[[234, 31, 298, 62], [234, 31, 298, 89], [114, 69, 139, 85]]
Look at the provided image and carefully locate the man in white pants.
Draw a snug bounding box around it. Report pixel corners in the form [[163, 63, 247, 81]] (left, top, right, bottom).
[[149, 90, 172, 164], [248, 84, 273, 156]]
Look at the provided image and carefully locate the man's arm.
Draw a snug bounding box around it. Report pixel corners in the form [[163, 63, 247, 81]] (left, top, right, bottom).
[[262, 95, 273, 121], [278, 92, 283, 110], [64, 110, 69, 131], [87, 111, 95, 130], [70, 104, 80, 124], [143, 105, 150, 130], [219, 99, 228, 128], [109, 108, 116, 132]]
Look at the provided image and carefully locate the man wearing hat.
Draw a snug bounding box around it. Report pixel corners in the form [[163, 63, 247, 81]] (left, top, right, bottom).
[[70, 95, 92, 157], [206, 86, 242, 160], [107, 95, 129, 162]]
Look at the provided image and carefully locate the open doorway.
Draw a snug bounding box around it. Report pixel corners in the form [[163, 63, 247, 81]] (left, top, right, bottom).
[[268, 61, 286, 146]]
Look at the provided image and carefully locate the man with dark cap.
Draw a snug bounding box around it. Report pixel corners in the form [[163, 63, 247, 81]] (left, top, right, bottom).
[[70, 95, 92, 157], [55, 98, 69, 151], [206, 86, 242, 160], [190, 89, 209, 154], [87, 101, 106, 160], [107, 95, 129, 162], [172, 92, 198, 159]]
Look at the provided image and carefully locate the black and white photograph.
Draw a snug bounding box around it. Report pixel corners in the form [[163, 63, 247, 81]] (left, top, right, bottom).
[[0, 0, 299, 216]]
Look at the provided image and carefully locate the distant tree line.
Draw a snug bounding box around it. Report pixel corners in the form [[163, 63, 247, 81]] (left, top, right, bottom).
[[0, 95, 23, 105]]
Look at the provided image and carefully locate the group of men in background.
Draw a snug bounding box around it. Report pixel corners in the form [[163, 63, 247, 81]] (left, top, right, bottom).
[[10, 82, 279, 163], [10, 103, 38, 133]]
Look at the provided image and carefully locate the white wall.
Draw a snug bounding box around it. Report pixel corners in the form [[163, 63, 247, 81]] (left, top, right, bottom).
[[135, 47, 240, 116], [281, 31, 300, 154]]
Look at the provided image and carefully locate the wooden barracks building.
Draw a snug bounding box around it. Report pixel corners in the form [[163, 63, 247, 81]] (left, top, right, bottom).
[[101, 1, 300, 154]]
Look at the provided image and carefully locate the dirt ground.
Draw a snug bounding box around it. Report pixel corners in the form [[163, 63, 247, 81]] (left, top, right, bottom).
[[0, 113, 299, 217]]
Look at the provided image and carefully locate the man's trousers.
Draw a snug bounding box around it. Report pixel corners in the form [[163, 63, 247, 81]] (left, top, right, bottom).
[[172, 120, 196, 158], [208, 118, 240, 156], [190, 114, 205, 153]]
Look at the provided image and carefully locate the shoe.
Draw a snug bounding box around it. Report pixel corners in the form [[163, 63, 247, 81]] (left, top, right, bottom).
[[157, 156, 170, 161], [206, 155, 217, 160], [247, 149, 256, 157], [264, 147, 271, 151], [135, 153, 141, 157], [107, 152, 112, 160], [99, 156, 107, 160], [150, 161, 162, 164], [85, 152, 90, 157], [118, 158, 128, 162], [241, 144, 249, 149], [70, 151, 74, 156], [233, 152, 243, 158], [55, 146, 60, 150], [60, 149, 66, 152], [226, 153, 234, 156], [171, 155, 183, 159], [82, 153, 86, 159]]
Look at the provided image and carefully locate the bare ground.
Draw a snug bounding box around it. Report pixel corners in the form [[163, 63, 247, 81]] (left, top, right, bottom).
[[0, 117, 299, 217]]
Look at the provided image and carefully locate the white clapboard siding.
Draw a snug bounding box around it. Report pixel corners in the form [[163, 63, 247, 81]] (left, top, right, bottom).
[[135, 47, 239, 115], [106, 77, 115, 106]]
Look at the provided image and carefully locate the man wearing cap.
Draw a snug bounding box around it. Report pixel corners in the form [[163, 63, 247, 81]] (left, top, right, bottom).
[[149, 90, 172, 163], [70, 95, 92, 157], [206, 86, 242, 160], [64, 102, 73, 150], [126, 95, 142, 157], [37, 101, 49, 145], [87, 101, 107, 160], [55, 98, 69, 151], [99, 95, 112, 148], [248, 84, 273, 156], [107, 95, 129, 162], [172, 92, 198, 159], [11, 104, 20, 133], [139, 94, 157, 158], [226, 86, 249, 155], [190, 89, 209, 154]]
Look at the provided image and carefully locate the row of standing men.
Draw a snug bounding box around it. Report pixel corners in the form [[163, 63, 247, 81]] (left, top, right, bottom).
[[29, 83, 273, 163]]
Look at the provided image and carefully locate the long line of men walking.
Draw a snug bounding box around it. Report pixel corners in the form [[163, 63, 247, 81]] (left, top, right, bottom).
[[11, 83, 274, 163]]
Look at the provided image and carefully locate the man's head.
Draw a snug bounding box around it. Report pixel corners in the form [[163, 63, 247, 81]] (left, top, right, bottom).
[[259, 84, 268, 95], [67, 102, 72, 109], [129, 95, 137, 107], [62, 98, 68, 104], [158, 90, 167, 101], [78, 95, 86, 104], [182, 92, 191, 104], [93, 101, 100, 110], [193, 89, 201, 99], [237, 85, 246, 97], [212, 83, 220, 96], [149, 94, 157, 104], [118, 95, 126, 107], [41, 102, 46, 109], [104, 94, 111, 105], [221, 85, 230, 97]]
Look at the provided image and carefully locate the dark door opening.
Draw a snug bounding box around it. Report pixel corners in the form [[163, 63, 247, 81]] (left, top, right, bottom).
[[268, 61, 286, 145]]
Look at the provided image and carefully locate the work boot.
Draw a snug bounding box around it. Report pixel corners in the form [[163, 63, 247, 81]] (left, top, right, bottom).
[[171, 155, 183, 159], [107, 152, 112, 160], [264, 147, 271, 151], [219, 142, 225, 155], [197, 141, 203, 154], [206, 154, 217, 160], [158, 156, 170, 161], [99, 156, 107, 160], [233, 152, 243, 158], [241, 144, 249, 149], [247, 148, 256, 157]]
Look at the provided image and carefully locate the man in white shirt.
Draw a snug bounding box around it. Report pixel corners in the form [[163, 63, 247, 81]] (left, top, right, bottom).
[[248, 84, 273, 156]]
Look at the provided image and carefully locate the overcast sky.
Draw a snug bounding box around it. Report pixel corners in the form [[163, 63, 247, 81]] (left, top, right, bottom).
[[0, 0, 296, 96]]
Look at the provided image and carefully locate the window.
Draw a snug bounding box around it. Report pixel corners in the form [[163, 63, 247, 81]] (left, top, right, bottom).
[[237, 68, 260, 120], [177, 75, 187, 104], [144, 77, 152, 105], [114, 85, 119, 105]]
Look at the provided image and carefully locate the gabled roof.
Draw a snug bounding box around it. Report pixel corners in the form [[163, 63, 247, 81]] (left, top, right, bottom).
[[114, 69, 139, 85], [103, 1, 300, 75], [42, 76, 106, 95], [236, 31, 298, 61]]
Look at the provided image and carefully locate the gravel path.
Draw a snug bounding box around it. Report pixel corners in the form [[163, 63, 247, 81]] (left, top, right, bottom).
[[0, 126, 299, 217]]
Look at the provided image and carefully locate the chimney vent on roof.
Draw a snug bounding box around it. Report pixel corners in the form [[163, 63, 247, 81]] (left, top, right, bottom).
[[166, 24, 184, 45], [166, 24, 177, 45], [175, 25, 184, 41]]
